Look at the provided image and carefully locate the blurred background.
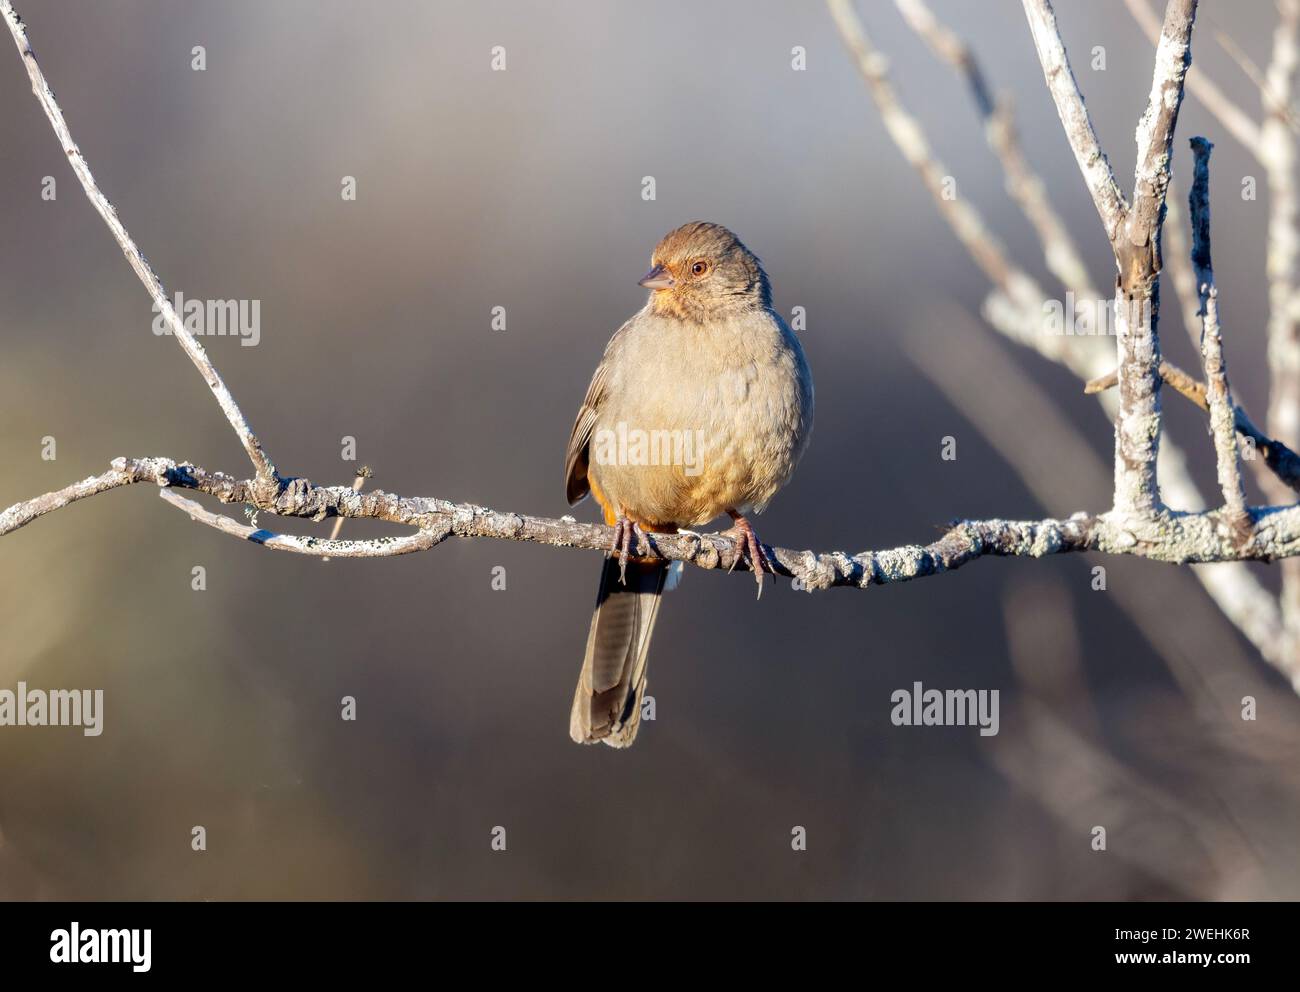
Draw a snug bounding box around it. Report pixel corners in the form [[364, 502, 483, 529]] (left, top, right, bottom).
[[1, 0, 1298, 900]]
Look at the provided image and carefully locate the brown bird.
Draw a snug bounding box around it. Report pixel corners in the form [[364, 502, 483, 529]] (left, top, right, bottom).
[[564, 221, 814, 747]]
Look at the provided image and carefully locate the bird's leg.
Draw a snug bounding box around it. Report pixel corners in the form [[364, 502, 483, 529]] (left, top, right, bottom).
[[722, 511, 775, 599], [608, 514, 649, 585]]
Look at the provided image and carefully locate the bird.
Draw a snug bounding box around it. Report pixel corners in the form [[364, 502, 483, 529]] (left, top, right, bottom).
[[564, 221, 814, 748]]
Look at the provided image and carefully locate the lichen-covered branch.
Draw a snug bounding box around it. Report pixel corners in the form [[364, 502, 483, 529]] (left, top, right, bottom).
[[1023, 0, 1196, 519], [0, 456, 1101, 588], [4, 455, 1300, 602], [1118, 0, 1195, 518]]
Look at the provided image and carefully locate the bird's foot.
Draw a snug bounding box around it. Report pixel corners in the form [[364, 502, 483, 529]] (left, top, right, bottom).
[[609, 515, 650, 584], [722, 512, 775, 599]]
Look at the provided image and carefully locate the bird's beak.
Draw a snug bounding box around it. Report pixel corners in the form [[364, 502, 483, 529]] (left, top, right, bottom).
[[638, 264, 674, 290]]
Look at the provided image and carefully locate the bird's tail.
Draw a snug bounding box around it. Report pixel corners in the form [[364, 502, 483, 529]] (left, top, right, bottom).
[[569, 556, 669, 748]]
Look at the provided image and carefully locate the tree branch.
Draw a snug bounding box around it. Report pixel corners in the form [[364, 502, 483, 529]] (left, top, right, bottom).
[[9, 456, 1300, 595], [1024, 0, 1197, 518], [2, 456, 1103, 589]]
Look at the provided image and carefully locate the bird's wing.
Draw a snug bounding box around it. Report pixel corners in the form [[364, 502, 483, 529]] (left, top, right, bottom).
[[564, 319, 632, 506]]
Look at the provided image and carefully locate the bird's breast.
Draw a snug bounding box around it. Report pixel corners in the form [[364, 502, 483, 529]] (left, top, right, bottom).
[[589, 309, 812, 527]]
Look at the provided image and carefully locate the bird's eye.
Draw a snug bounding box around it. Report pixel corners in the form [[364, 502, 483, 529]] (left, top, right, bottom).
[[690, 260, 709, 277]]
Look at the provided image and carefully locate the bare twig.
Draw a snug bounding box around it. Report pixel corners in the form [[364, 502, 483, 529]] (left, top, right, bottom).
[[1019, 0, 1129, 241], [1085, 363, 1300, 494], [159, 489, 443, 558], [1162, 189, 1210, 353], [321, 466, 372, 563], [1260, 1, 1300, 674], [1122, 0, 1262, 150], [1265, 0, 1300, 466], [826, 0, 1045, 324], [894, 0, 993, 114], [1085, 360, 1197, 402], [1188, 136, 1249, 519], [830, 0, 1100, 391], [895, 0, 1098, 299], [0, 0, 276, 482]]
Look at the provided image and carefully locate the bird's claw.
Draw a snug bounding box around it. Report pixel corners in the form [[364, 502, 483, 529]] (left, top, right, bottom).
[[609, 516, 648, 584], [723, 515, 775, 600]]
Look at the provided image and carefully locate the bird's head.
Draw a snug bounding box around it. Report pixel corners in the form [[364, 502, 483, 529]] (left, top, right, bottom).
[[639, 221, 771, 322]]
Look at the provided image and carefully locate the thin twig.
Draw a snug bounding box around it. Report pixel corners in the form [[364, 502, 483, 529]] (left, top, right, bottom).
[[1261, 0, 1300, 671], [829, 0, 1098, 386], [1019, 0, 1129, 241], [1121, 0, 1262, 150], [826, 0, 1045, 320], [1162, 189, 1210, 353], [321, 466, 372, 563], [0, 0, 276, 482], [1265, 0, 1300, 477], [895, 0, 1098, 300], [1188, 137, 1249, 519], [1085, 363, 1300, 494], [159, 490, 443, 558]]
